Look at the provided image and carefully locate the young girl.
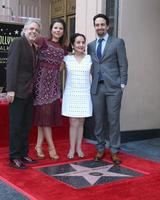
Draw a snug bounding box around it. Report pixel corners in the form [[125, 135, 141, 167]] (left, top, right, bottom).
[[34, 19, 67, 160], [62, 33, 92, 159]]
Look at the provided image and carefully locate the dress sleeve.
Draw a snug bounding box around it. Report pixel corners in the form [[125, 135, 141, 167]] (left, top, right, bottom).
[[35, 37, 47, 48]]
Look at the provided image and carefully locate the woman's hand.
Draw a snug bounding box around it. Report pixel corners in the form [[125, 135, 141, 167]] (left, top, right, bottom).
[[6, 91, 15, 103], [60, 61, 65, 71]]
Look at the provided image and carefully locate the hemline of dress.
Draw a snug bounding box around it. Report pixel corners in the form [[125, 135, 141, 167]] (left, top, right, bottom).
[[62, 114, 92, 118]]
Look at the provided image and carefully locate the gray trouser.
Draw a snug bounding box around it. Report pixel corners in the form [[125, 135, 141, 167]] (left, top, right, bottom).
[[92, 84, 122, 153]]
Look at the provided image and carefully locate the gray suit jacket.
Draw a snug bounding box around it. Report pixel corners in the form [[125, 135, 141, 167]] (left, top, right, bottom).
[[88, 36, 128, 94]]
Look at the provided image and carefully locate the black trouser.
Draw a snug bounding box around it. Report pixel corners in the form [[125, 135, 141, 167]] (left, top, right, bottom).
[[9, 95, 33, 160]]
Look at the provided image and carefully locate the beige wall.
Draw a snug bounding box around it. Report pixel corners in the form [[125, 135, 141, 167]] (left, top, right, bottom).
[[119, 0, 160, 130], [76, 0, 160, 131], [0, 0, 50, 36], [40, 0, 50, 36], [0, 0, 18, 20], [76, 0, 106, 43]]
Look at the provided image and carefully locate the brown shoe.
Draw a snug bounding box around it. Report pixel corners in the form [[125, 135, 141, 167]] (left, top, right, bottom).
[[94, 151, 105, 161], [111, 153, 121, 165]]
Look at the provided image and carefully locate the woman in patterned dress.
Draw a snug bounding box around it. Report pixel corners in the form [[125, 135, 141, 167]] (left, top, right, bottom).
[[62, 33, 93, 159], [34, 19, 67, 160]]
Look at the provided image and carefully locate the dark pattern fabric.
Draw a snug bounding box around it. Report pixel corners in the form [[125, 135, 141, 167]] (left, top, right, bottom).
[[33, 37, 66, 127]]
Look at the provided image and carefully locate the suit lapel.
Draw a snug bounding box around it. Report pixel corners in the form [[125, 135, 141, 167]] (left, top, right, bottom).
[[101, 36, 112, 60], [90, 36, 112, 61], [91, 40, 97, 59], [23, 37, 33, 57], [23, 37, 36, 71]]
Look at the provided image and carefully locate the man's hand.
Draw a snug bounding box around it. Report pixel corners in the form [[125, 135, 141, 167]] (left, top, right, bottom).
[[6, 92, 15, 103], [121, 84, 125, 92]]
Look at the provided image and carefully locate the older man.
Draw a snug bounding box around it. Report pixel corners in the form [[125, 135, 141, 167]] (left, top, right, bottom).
[[6, 19, 41, 169]]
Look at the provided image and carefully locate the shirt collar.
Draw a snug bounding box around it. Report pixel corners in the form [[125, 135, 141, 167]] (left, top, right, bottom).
[[96, 33, 109, 42]]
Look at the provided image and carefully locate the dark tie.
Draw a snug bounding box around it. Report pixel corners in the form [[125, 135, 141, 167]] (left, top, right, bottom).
[[97, 38, 104, 81], [97, 38, 104, 59]]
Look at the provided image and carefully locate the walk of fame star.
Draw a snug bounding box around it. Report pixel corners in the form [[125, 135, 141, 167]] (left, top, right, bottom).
[[54, 164, 131, 185], [38, 160, 143, 189]]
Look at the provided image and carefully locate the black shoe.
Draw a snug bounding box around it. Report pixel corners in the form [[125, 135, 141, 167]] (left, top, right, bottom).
[[21, 156, 38, 164], [9, 159, 27, 169]]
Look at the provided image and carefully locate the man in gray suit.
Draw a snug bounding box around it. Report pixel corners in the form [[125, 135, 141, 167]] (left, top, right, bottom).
[[88, 14, 128, 164], [6, 19, 41, 169]]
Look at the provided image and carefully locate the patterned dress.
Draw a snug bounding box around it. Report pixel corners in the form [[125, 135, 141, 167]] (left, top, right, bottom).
[[62, 55, 93, 117], [34, 37, 66, 126]]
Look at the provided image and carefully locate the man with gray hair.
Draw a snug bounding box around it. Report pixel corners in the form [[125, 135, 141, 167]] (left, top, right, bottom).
[[6, 19, 41, 169]]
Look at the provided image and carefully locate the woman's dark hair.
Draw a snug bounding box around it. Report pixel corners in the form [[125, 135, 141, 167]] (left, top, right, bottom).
[[68, 33, 86, 52], [49, 18, 67, 46], [93, 13, 109, 26]]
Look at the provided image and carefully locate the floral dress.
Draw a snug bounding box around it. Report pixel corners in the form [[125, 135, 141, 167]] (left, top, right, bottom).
[[34, 37, 66, 126]]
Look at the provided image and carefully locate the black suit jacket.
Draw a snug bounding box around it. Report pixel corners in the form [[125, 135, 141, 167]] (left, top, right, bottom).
[[6, 36, 36, 99]]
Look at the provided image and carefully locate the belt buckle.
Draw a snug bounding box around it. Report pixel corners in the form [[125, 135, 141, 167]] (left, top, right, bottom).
[[98, 80, 104, 84]]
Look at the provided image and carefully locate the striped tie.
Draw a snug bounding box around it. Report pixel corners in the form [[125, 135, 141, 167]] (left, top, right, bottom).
[[97, 38, 104, 59]]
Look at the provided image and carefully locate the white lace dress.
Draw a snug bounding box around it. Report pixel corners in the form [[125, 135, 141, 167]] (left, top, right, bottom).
[[62, 54, 93, 117]]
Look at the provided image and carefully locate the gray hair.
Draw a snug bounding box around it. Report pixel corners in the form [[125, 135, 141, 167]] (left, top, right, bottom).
[[21, 18, 42, 36]]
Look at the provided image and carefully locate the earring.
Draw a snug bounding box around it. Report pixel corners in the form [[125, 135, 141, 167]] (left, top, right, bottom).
[[72, 47, 75, 54]]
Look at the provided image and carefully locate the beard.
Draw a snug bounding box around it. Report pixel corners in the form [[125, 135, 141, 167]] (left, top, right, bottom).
[[97, 30, 106, 37]]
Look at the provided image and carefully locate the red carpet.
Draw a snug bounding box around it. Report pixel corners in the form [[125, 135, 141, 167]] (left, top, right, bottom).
[[1, 103, 160, 199], [1, 140, 160, 200]]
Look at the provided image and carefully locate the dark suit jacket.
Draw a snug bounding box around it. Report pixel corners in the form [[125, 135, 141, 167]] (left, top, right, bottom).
[[88, 36, 128, 94], [6, 36, 36, 99]]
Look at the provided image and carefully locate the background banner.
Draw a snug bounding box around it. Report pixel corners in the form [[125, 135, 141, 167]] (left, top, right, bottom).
[[0, 22, 23, 90]]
